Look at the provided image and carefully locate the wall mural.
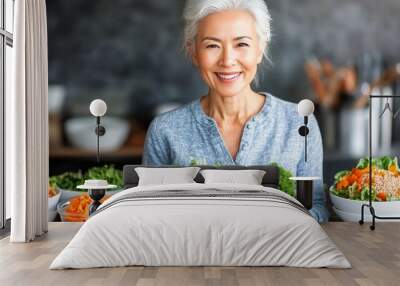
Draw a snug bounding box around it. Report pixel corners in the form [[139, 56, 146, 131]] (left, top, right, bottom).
[[47, 0, 400, 120]]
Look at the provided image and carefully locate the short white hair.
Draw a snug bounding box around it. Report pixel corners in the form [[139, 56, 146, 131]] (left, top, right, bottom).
[[183, 0, 272, 63]]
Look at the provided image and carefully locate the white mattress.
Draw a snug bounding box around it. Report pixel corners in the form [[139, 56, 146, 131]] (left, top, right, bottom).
[[50, 183, 351, 269]]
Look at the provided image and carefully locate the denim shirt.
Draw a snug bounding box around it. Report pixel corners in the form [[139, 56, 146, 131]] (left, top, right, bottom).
[[142, 93, 329, 222]]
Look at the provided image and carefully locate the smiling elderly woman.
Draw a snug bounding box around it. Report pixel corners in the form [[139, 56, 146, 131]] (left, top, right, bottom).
[[142, 0, 329, 222]]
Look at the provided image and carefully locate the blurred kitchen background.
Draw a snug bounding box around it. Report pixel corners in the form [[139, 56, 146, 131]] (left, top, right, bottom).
[[47, 0, 400, 186]]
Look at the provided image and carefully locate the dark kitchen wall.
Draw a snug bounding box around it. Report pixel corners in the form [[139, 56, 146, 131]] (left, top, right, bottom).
[[47, 0, 400, 124]]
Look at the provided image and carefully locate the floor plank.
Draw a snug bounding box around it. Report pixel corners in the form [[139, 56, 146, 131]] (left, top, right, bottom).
[[0, 222, 399, 286]]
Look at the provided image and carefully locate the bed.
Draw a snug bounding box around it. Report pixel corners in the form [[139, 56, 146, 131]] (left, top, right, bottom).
[[50, 165, 350, 269]]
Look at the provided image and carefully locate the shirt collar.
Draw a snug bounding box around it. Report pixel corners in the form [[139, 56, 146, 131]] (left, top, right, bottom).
[[191, 92, 273, 127]]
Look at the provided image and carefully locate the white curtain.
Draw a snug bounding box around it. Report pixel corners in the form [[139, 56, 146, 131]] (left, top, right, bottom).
[[7, 0, 49, 242]]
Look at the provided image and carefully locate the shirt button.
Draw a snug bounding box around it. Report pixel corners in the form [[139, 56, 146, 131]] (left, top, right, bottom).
[[247, 124, 251, 129]]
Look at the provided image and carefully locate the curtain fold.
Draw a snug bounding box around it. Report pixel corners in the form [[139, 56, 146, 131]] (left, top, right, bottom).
[[8, 0, 49, 242]]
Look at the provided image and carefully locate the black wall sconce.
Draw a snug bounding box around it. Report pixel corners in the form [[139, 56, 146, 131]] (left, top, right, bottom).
[[89, 99, 107, 163]]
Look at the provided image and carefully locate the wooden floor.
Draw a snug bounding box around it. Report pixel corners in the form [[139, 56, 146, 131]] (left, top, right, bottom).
[[1, 222, 399, 286]]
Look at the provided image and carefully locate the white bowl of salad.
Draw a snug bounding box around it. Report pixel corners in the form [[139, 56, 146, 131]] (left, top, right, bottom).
[[330, 156, 400, 219]]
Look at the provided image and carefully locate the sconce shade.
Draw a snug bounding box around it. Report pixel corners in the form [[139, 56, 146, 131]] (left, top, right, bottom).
[[298, 99, 315, 117], [90, 99, 107, 117]]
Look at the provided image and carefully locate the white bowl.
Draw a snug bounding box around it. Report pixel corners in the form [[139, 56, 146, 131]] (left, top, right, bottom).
[[330, 192, 400, 216], [65, 116, 130, 151], [48, 188, 62, 211], [332, 207, 400, 222]]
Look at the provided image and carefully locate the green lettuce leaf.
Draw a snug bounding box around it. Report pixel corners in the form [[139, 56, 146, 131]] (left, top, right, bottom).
[[375, 156, 393, 170], [356, 158, 369, 169], [270, 162, 295, 197], [361, 186, 376, 201]]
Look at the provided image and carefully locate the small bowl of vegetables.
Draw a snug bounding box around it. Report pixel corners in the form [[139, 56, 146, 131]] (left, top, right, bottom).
[[58, 193, 111, 222], [330, 156, 400, 221]]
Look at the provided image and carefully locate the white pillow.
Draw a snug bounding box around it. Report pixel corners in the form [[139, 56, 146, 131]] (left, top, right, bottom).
[[200, 169, 266, 185], [135, 167, 201, 186]]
